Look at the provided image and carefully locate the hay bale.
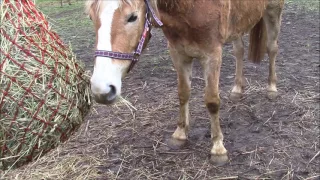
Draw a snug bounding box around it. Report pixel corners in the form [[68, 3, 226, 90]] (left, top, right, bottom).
[[0, 0, 91, 170]]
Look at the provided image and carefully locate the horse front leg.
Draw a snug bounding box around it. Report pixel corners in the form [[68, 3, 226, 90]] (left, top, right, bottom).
[[167, 47, 193, 149], [201, 45, 228, 166]]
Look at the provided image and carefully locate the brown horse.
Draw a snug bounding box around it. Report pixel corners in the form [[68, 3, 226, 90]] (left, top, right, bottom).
[[85, 0, 284, 165]]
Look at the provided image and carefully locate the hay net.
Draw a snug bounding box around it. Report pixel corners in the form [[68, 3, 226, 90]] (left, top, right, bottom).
[[0, 0, 91, 170]]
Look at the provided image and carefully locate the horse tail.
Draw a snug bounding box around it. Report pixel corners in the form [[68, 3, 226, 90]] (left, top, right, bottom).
[[248, 18, 267, 63]]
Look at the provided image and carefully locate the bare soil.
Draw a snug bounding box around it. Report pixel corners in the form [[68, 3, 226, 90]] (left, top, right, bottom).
[[4, 2, 319, 180]]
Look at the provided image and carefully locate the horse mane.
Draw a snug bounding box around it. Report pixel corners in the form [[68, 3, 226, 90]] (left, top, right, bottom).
[[156, 0, 194, 14], [85, 0, 194, 17], [85, 0, 135, 17]]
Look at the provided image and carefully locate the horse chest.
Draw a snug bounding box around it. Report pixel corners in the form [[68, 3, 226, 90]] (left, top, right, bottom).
[[173, 45, 204, 59], [162, 27, 210, 58]]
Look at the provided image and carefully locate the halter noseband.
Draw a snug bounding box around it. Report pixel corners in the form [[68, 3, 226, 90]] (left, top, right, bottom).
[[94, 0, 163, 73]]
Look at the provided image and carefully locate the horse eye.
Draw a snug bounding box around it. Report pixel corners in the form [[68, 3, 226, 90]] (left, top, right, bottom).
[[127, 14, 137, 22]]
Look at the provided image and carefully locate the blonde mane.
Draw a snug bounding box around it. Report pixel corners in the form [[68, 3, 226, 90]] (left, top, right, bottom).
[[85, 0, 137, 17]]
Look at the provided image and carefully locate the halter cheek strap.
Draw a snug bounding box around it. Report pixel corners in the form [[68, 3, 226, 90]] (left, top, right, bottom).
[[144, 0, 163, 26], [94, 0, 163, 73]]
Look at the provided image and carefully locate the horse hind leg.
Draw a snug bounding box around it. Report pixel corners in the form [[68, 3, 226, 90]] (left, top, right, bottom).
[[263, 3, 283, 100], [167, 46, 193, 149], [230, 37, 245, 102]]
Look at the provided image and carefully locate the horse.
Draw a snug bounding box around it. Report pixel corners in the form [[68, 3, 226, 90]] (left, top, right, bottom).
[[85, 0, 284, 165]]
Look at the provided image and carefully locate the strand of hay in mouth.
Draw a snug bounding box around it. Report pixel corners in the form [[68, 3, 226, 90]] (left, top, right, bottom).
[[0, 0, 91, 171]]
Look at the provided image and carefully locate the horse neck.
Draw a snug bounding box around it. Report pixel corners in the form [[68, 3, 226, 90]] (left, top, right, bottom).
[[156, 0, 194, 13], [150, 0, 194, 27]]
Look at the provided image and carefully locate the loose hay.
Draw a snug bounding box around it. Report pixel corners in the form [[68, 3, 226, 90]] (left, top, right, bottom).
[[0, 0, 91, 170]]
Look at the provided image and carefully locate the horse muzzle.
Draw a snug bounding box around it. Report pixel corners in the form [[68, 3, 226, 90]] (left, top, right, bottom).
[[91, 84, 118, 105]]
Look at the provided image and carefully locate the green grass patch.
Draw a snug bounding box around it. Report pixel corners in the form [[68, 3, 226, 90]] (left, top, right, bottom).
[[34, 0, 95, 56], [34, 0, 91, 33], [287, 0, 319, 11]]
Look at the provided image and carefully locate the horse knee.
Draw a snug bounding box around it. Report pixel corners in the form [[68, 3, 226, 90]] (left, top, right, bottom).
[[206, 98, 220, 114]]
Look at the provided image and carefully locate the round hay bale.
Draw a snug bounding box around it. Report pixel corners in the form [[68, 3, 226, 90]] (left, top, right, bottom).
[[0, 0, 91, 170]]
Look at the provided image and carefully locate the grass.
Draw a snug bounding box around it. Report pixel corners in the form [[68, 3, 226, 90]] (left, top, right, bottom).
[[34, 0, 95, 56], [287, 0, 320, 11]]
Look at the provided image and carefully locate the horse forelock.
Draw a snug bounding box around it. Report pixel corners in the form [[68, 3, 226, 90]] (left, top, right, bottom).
[[85, 0, 139, 18]]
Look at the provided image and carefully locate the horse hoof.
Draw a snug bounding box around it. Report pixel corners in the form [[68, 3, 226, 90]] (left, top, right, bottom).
[[210, 154, 228, 166], [167, 138, 187, 150], [230, 92, 242, 102], [267, 91, 278, 100]]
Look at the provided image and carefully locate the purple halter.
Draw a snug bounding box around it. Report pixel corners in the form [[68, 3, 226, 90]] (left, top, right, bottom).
[[94, 0, 163, 73]]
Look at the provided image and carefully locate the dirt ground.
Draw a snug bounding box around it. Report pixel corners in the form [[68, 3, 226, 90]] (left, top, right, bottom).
[[4, 1, 319, 180]]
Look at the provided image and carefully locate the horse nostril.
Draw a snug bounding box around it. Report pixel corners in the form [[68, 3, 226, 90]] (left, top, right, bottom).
[[107, 85, 117, 101]]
